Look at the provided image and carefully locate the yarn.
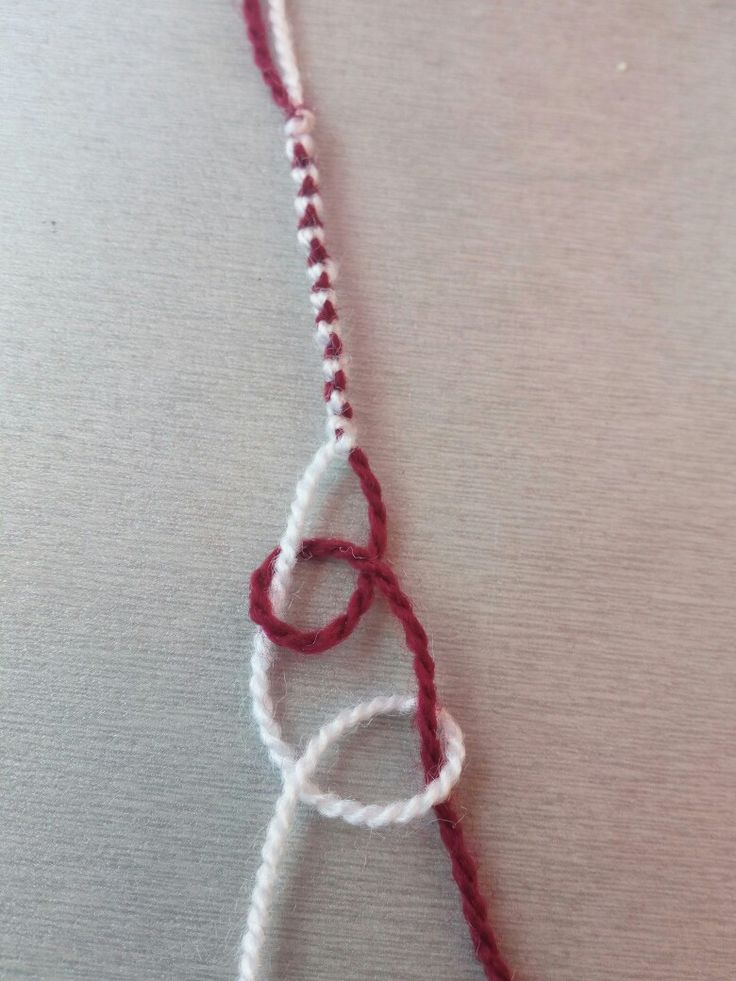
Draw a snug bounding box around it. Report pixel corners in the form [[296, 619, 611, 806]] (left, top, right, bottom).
[[239, 4, 513, 979], [239, 689, 466, 981], [242, 0, 292, 111]]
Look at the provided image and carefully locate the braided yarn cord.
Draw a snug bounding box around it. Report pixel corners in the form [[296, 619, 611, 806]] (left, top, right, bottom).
[[238, 4, 513, 979]]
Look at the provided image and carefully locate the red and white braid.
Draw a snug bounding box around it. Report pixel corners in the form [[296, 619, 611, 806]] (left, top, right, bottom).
[[239, 4, 513, 980], [287, 108, 356, 445]]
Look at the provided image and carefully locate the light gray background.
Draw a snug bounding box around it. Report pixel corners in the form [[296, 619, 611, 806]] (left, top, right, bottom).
[[2, 2, 735, 979]]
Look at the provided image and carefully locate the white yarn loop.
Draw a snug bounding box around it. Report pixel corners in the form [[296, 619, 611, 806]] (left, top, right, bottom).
[[297, 696, 464, 827], [238, 8, 465, 979]]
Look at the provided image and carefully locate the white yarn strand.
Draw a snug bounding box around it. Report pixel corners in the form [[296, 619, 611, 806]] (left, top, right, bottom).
[[238, 6, 466, 979], [267, 0, 303, 106]]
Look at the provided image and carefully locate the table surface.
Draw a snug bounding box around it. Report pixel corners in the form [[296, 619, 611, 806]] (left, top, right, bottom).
[[2, 2, 735, 979]]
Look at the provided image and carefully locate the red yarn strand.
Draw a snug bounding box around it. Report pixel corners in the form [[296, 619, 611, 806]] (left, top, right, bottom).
[[242, 0, 294, 114]]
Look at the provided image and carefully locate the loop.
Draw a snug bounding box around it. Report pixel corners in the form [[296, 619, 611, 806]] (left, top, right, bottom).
[[294, 695, 465, 828], [249, 447, 388, 654], [250, 539, 373, 653], [238, 687, 465, 981]]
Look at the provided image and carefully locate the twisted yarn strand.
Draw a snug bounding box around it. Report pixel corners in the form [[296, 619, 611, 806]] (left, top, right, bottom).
[[265, 0, 303, 106], [239, 3, 513, 979], [242, 0, 292, 112]]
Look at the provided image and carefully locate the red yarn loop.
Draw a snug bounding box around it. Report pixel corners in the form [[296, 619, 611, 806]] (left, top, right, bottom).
[[250, 539, 375, 654], [250, 448, 388, 654]]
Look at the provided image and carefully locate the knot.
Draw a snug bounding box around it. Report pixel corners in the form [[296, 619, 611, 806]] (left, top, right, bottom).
[[242, 441, 513, 981], [249, 447, 391, 655], [250, 445, 449, 780], [240, 443, 458, 981]]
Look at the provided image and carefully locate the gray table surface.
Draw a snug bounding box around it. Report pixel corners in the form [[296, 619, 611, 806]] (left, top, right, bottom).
[[2, 2, 735, 979]]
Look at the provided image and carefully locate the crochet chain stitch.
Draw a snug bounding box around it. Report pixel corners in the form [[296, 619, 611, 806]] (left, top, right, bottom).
[[238, 3, 513, 980]]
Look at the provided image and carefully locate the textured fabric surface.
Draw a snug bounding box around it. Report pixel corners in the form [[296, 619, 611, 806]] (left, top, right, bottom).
[[2, 2, 735, 980]]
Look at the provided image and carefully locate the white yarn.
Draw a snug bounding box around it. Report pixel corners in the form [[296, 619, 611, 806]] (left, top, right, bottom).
[[298, 697, 465, 827], [238, 690, 464, 981], [248, 439, 343, 773], [238, 7, 466, 979], [266, 0, 303, 106]]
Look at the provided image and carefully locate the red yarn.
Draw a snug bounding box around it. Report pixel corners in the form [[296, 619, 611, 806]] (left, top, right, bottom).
[[250, 448, 512, 981], [242, 0, 294, 113]]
